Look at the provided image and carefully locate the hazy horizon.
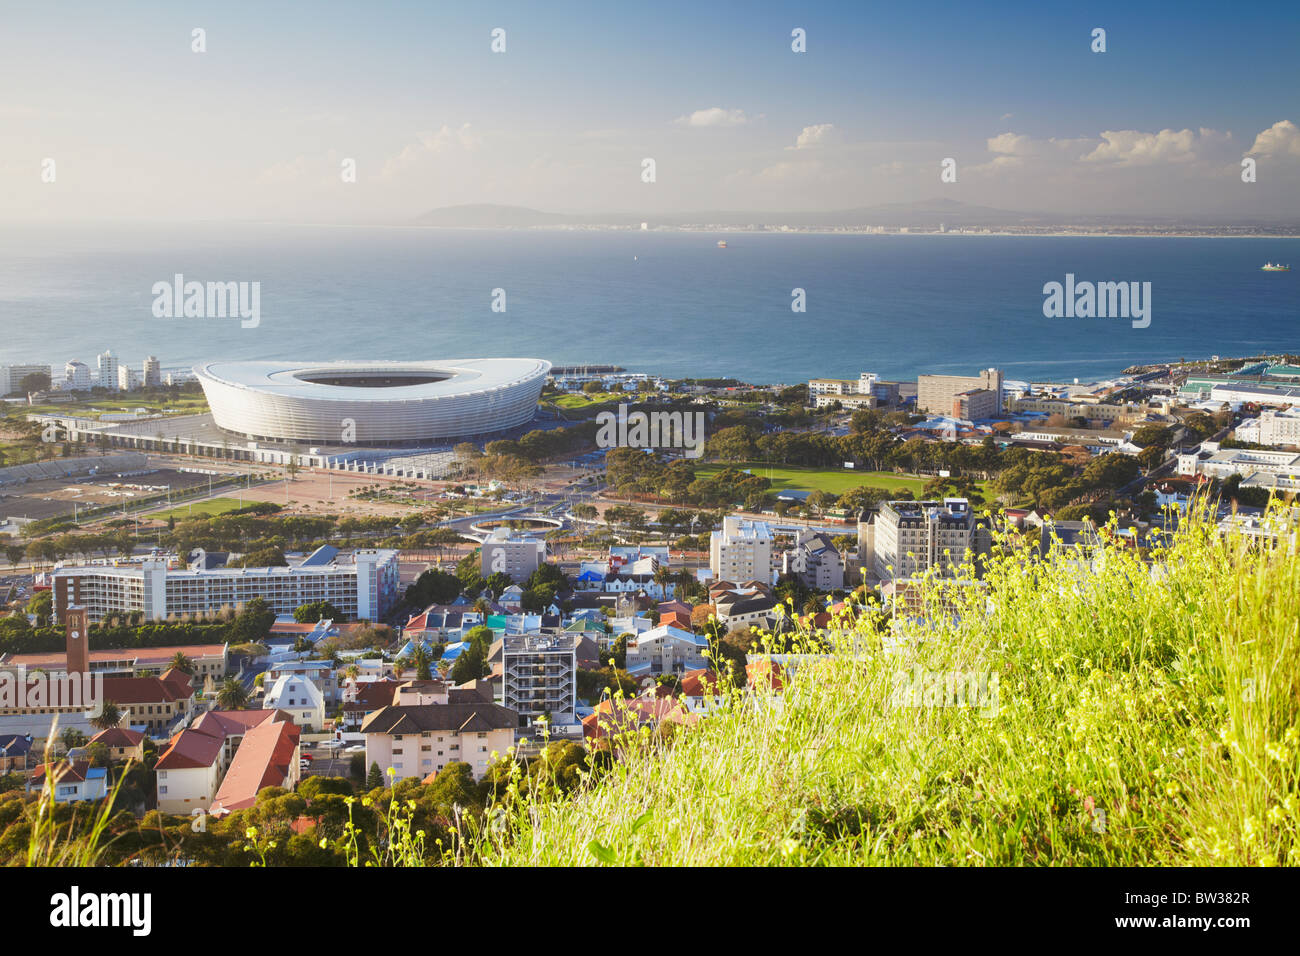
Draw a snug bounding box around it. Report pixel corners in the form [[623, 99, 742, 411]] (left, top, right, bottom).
[[2, 1, 1298, 225]]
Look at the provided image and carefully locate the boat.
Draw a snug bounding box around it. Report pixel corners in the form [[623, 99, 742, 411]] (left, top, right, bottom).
[[717, 240, 727, 248], [1260, 262, 1291, 271]]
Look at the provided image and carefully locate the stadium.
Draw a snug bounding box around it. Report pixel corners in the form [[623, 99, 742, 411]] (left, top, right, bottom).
[[194, 359, 551, 445]]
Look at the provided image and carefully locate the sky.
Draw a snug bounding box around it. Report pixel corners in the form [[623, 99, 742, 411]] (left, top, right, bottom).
[[1, 0, 1298, 222]]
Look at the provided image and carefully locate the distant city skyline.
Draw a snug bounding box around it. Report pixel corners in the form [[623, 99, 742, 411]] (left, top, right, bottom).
[[1, 1, 1298, 224]]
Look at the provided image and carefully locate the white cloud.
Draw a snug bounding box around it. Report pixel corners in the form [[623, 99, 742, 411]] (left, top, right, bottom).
[[380, 123, 482, 179], [675, 107, 750, 128], [1248, 120, 1300, 158], [792, 123, 841, 149], [1081, 127, 1232, 166]]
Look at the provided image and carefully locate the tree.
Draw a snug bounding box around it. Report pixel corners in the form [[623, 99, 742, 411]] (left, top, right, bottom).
[[90, 700, 122, 732], [294, 600, 343, 623], [483, 571, 514, 598], [448, 641, 488, 684], [61, 728, 88, 752], [230, 597, 275, 644], [411, 645, 434, 681], [217, 677, 249, 710], [367, 762, 384, 789], [168, 652, 194, 674]]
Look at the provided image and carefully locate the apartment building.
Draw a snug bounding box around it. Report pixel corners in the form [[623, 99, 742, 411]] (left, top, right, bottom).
[[917, 369, 1003, 416], [361, 686, 519, 780], [1259, 407, 1300, 447], [143, 355, 161, 387], [50, 547, 400, 624], [0, 363, 52, 396], [1178, 447, 1300, 486], [1009, 396, 1147, 425], [952, 388, 1001, 421], [710, 516, 773, 583], [97, 350, 119, 391], [208, 718, 302, 815], [781, 530, 846, 591], [117, 365, 139, 392], [63, 361, 92, 391], [870, 498, 978, 580], [807, 372, 900, 409], [497, 633, 578, 731], [479, 527, 546, 583]]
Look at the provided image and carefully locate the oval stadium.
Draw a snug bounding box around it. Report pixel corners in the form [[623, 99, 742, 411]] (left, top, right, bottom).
[[194, 359, 551, 444]]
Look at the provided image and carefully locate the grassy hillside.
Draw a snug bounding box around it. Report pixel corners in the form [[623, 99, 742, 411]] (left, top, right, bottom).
[[473, 507, 1299, 866]]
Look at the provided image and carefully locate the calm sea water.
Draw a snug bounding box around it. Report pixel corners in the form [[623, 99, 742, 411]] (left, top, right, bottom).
[[0, 224, 1296, 384]]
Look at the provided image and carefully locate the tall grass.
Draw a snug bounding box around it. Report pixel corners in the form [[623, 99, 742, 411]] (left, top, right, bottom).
[[467, 503, 1299, 866]]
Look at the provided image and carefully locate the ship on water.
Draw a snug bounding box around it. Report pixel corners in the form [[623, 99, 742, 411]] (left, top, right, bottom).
[[1260, 262, 1291, 271], [717, 240, 727, 248]]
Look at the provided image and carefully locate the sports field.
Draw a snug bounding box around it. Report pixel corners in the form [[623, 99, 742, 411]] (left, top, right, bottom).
[[151, 496, 273, 519], [694, 461, 931, 495]]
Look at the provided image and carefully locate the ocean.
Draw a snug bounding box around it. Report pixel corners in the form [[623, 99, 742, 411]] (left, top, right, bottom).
[[1, 223, 1296, 385]]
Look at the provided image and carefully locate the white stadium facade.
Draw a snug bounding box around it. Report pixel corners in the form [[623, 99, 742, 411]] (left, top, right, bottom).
[[194, 359, 551, 445]]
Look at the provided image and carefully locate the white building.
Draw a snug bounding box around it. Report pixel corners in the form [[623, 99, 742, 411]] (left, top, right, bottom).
[[143, 355, 161, 387], [1178, 447, 1300, 484], [361, 684, 520, 780], [0, 363, 52, 396], [51, 547, 401, 624], [263, 674, 326, 731], [625, 625, 710, 677], [97, 350, 119, 391], [64, 361, 92, 392], [480, 527, 546, 582], [498, 633, 578, 731], [710, 516, 773, 583], [1259, 407, 1300, 448], [117, 364, 140, 392]]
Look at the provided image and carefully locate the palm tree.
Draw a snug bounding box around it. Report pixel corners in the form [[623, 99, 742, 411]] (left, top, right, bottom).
[[217, 677, 249, 710], [410, 645, 434, 681], [90, 700, 122, 732], [168, 652, 194, 674]]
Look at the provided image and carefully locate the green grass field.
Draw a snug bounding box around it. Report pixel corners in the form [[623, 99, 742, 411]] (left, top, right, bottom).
[[694, 461, 934, 496], [150, 496, 271, 519], [550, 393, 626, 410]]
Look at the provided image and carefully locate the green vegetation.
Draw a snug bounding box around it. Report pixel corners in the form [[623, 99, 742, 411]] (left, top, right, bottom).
[[466, 504, 1298, 865], [150, 497, 273, 520], [693, 461, 933, 497]]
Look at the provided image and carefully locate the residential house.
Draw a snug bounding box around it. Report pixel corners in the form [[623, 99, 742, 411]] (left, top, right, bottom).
[[29, 760, 108, 803], [262, 674, 326, 731], [88, 726, 146, 763], [625, 625, 710, 677], [154, 709, 294, 814]]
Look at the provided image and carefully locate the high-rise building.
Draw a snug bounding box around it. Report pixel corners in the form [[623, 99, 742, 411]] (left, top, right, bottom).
[[117, 365, 139, 392], [0, 363, 52, 396], [870, 499, 977, 580], [917, 368, 1003, 417], [1259, 407, 1300, 447], [64, 361, 92, 391], [142, 356, 161, 388], [97, 350, 119, 391], [710, 516, 773, 583], [497, 633, 578, 730]]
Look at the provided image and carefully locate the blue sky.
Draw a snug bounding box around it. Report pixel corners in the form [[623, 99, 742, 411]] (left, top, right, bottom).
[[2, 0, 1297, 220]]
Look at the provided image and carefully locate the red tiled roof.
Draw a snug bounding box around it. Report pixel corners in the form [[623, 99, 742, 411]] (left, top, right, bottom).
[[209, 719, 300, 814], [100, 671, 195, 706], [155, 709, 287, 770], [30, 759, 92, 784], [2, 644, 228, 669], [746, 659, 784, 692], [89, 727, 145, 748]]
